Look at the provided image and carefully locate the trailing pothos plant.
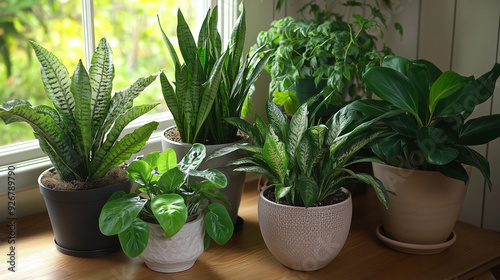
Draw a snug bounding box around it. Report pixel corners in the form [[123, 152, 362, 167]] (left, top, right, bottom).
[[209, 100, 401, 208], [158, 5, 270, 144], [0, 37, 159, 182], [251, 0, 401, 114], [354, 55, 500, 189], [99, 144, 234, 258]]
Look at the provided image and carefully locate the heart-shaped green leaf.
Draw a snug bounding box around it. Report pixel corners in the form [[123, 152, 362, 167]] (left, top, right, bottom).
[[99, 193, 147, 236], [157, 148, 178, 174], [151, 193, 187, 238], [118, 217, 149, 258], [204, 203, 233, 245], [126, 161, 151, 186]]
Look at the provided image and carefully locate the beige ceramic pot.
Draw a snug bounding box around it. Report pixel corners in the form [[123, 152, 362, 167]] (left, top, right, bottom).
[[161, 126, 248, 225], [139, 214, 205, 273], [372, 162, 472, 245], [258, 186, 352, 271]]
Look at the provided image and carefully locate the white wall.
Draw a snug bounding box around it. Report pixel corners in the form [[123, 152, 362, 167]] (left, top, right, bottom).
[[244, 0, 500, 231]]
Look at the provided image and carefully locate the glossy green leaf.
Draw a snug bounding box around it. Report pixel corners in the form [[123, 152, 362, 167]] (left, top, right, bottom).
[[455, 145, 491, 190], [99, 193, 147, 236], [370, 132, 406, 162], [126, 161, 151, 186], [434, 160, 469, 186], [266, 99, 288, 139], [157, 167, 186, 193], [71, 60, 92, 161], [382, 55, 411, 75], [143, 152, 160, 170], [152, 193, 188, 238], [157, 148, 178, 174], [458, 114, 500, 145], [429, 71, 465, 113], [417, 127, 458, 165], [178, 143, 206, 173], [363, 66, 421, 124], [413, 59, 443, 82], [287, 103, 308, 168], [118, 217, 149, 258], [204, 203, 233, 245], [188, 168, 227, 189], [352, 173, 388, 208]]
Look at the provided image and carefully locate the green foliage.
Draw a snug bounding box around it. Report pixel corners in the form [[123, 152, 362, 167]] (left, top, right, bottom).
[[252, 0, 399, 114], [159, 5, 270, 144], [99, 144, 234, 258], [357, 55, 500, 190], [0, 38, 159, 182], [209, 100, 400, 208]]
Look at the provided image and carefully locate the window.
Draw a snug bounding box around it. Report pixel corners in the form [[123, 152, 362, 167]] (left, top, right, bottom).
[[0, 0, 239, 220]]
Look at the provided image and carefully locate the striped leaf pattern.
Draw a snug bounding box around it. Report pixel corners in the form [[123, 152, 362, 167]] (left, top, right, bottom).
[[89, 38, 114, 138], [71, 60, 93, 164], [263, 134, 288, 182], [30, 41, 75, 126], [89, 103, 159, 175], [0, 101, 79, 173], [91, 121, 159, 180]]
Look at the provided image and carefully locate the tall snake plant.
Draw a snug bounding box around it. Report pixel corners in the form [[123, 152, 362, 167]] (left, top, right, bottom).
[[159, 5, 270, 144], [0, 37, 159, 182]]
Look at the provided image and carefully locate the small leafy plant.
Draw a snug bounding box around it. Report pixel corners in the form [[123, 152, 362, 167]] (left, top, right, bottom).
[[0, 37, 159, 182], [210, 100, 400, 208], [355, 55, 500, 189], [159, 5, 270, 144], [252, 0, 400, 114], [99, 144, 234, 258]]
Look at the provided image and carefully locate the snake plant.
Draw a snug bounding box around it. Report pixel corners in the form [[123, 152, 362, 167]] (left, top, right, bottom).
[[0, 37, 159, 182], [158, 5, 270, 144]]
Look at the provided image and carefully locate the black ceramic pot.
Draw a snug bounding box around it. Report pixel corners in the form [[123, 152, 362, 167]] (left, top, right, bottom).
[[38, 168, 132, 257]]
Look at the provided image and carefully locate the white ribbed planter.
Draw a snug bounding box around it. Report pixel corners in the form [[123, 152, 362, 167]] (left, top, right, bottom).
[[161, 126, 248, 225], [139, 215, 205, 273], [258, 186, 352, 271]]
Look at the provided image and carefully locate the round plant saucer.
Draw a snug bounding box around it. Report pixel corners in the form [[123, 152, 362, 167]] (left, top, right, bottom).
[[375, 225, 456, 255]]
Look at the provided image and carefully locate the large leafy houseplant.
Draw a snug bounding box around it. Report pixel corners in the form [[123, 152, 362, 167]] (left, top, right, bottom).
[[0, 37, 159, 183], [356, 55, 500, 188], [99, 144, 234, 259], [252, 0, 400, 115], [210, 99, 399, 208], [159, 6, 270, 144]]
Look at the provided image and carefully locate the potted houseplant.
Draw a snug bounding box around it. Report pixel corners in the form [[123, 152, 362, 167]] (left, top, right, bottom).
[[251, 0, 401, 116], [0, 37, 160, 256], [209, 99, 396, 271], [355, 55, 500, 253], [99, 144, 233, 273], [158, 6, 270, 226]]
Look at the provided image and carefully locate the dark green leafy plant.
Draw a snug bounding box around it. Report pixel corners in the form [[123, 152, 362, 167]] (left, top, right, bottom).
[[99, 144, 234, 258], [355, 55, 500, 189], [252, 0, 400, 115], [209, 100, 402, 208], [159, 5, 270, 144], [0, 37, 159, 182]]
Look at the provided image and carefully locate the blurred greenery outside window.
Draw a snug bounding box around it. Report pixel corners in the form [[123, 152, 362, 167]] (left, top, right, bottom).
[[0, 0, 204, 146]]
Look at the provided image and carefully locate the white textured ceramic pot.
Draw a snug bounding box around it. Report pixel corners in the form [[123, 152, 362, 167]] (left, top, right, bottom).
[[258, 186, 352, 271], [372, 162, 472, 245], [161, 126, 248, 225], [139, 214, 205, 273]]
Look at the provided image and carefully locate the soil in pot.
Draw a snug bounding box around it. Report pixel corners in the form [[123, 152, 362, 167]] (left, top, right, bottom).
[[41, 164, 129, 191], [263, 186, 349, 207]]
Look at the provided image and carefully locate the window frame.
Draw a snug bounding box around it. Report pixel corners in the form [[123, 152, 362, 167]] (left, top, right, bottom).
[[0, 0, 239, 219]]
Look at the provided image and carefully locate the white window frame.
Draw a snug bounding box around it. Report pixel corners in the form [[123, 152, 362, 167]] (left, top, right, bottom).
[[0, 0, 239, 221]]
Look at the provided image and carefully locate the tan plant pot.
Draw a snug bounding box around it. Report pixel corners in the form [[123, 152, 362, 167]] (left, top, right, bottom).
[[372, 162, 472, 246], [161, 126, 248, 226], [139, 215, 205, 273], [258, 186, 352, 271]]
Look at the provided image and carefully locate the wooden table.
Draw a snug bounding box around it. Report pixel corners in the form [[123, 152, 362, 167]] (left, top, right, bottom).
[[2, 181, 500, 279]]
